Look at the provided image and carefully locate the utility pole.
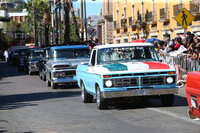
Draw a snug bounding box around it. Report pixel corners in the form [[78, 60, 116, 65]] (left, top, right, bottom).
[[55, 5, 58, 44], [84, 0, 87, 41], [80, 0, 84, 41], [64, 0, 71, 44]]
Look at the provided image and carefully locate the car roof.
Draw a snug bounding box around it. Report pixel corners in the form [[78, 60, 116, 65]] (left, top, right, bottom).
[[50, 45, 89, 50], [29, 48, 45, 51], [93, 43, 153, 49]]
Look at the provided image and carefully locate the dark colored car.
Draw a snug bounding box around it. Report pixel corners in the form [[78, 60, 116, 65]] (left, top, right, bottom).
[[17, 48, 30, 72], [28, 48, 45, 75]]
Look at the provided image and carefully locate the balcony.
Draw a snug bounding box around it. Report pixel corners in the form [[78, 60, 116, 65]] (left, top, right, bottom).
[[189, 1, 200, 17], [173, 4, 183, 16]]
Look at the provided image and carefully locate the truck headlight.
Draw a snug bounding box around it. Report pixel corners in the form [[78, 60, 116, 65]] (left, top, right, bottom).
[[166, 77, 174, 84], [105, 80, 112, 87], [54, 72, 65, 78]]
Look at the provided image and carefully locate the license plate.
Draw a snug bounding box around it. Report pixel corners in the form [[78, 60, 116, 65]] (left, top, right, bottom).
[[191, 96, 199, 109], [135, 90, 148, 96]]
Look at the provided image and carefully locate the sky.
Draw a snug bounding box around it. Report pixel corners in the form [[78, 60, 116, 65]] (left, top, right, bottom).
[[73, 0, 102, 17], [24, 0, 102, 17]]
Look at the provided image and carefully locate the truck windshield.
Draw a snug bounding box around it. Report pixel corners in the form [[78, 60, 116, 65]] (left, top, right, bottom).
[[97, 46, 159, 65], [52, 48, 90, 59], [30, 50, 44, 58]]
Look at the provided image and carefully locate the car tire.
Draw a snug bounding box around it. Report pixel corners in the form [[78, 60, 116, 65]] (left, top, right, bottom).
[[51, 81, 58, 89], [46, 79, 51, 87], [81, 82, 93, 103], [161, 94, 174, 106], [96, 86, 108, 110], [29, 70, 33, 75], [39, 71, 43, 80], [42, 70, 46, 81]]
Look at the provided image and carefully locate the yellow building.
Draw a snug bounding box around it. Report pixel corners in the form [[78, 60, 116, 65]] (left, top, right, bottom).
[[113, 0, 200, 43]]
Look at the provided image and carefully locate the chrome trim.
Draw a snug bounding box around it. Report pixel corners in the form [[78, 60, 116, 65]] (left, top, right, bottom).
[[102, 88, 178, 98]]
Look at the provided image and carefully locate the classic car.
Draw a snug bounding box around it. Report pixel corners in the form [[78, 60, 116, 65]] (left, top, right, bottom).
[[185, 71, 200, 120], [45, 45, 90, 89], [28, 48, 45, 75], [76, 43, 178, 109]]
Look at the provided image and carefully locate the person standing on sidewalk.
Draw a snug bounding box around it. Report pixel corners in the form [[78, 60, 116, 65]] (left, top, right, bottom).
[[4, 49, 9, 62]]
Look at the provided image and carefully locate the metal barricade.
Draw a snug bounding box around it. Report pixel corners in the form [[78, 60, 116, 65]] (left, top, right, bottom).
[[159, 54, 200, 80]]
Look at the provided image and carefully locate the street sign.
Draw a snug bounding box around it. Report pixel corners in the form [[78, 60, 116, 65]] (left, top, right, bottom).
[[175, 8, 195, 29], [87, 27, 97, 37], [14, 32, 25, 40]]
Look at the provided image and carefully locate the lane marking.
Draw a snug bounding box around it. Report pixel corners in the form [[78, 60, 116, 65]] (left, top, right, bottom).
[[43, 131, 56, 133], [147, 108, 200, 125]]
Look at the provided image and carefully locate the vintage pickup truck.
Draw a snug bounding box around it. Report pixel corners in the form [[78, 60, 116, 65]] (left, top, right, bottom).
[[45, 45, 90, 89], [76, 43, 178, 109]]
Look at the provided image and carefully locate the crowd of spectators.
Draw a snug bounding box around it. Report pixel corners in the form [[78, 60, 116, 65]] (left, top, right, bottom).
[[156, 31, 200, 61]]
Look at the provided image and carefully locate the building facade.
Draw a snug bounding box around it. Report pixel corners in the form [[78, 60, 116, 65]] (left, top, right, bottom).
[[102, 0, 113, 44], [113, 0, 200, 43]]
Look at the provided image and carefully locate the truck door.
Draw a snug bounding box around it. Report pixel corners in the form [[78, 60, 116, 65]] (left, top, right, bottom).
[[85, 50, 97, 92]]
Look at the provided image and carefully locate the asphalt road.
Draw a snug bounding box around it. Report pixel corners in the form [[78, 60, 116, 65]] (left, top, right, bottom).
[[0, 62, 200, 133]]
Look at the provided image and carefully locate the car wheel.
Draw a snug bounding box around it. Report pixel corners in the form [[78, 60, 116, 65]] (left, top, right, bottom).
[[29, 70, 33, 75], [51, 81, 58, 89], [161, 94, 174, 106], [39, 71, 43, 80], [81, 82, 93, 103], [96, 86, 108, 109], [46, 79, 51, 87]]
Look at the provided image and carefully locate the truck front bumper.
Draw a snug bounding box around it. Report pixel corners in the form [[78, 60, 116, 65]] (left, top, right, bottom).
[[102, 88, 178, 98], [29, 66, 39, 72], [52, 77, 77, 84]]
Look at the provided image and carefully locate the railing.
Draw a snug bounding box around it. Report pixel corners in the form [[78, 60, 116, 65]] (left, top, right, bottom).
[[160, 54, 200, 81]]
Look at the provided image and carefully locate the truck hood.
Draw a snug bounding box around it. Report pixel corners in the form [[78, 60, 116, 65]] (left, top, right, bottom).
[[93, 61, 175, 75], [51, 58, 89, 68], [29, 57, 43, 63]]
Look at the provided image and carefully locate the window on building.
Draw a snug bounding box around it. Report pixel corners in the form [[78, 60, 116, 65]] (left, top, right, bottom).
[[123, 39, 128, 43], [116, 40, 120, 44]]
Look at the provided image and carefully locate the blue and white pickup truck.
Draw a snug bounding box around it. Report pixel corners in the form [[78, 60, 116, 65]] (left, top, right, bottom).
[[76, 43, 178, 109], [45, 45, 90, 89]]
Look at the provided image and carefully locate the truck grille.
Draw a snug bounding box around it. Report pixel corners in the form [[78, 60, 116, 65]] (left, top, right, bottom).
[[141, 77, 165, 85], [104, 78, 138, 87], [65, 70, 76, 76]]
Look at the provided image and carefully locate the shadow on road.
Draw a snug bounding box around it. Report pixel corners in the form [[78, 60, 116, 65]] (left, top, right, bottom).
[[106, 95, 188, 110], [0, 91, 81, 110], [0, 62, 27, 81]]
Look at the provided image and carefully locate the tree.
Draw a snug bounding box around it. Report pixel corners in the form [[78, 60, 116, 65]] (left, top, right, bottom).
[[25, 0, 49, 46]]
